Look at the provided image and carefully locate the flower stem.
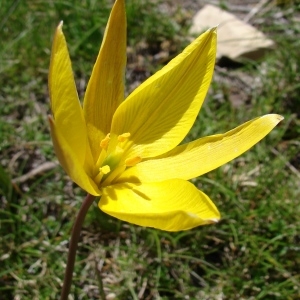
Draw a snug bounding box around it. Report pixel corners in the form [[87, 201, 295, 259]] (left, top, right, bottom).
[[60, 193, 96, 300]]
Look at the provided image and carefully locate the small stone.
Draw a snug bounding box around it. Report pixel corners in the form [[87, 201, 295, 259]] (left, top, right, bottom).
[[190, 4, 274, 62]]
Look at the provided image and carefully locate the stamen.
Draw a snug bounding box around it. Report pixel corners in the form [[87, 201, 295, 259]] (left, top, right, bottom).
[[94, 165, 111, 184], [100, 133, 110, 150], [118, 132, 131, 142], [102, 164, 126, 186], [125, 156, 142, 167]]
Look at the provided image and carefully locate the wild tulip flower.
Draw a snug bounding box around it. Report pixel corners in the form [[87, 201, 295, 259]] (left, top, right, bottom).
[[49, 0, 283, 232], [49, 1, 283, 298]]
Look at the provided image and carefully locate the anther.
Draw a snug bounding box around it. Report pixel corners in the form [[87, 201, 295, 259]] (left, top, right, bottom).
[[125, 156, 142, 167], [100, 133, 110, 150], [118, 132, 131, 142]]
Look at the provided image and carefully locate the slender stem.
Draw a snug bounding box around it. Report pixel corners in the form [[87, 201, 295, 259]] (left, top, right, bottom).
[[60, 193, 96, 300]]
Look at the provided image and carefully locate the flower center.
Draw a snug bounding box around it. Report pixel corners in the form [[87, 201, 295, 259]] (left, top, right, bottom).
[[94, 132, 141, 186]]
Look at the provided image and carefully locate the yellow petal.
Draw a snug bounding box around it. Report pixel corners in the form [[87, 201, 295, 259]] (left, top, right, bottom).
[[99, 179, 220, 231], [49, 117, 101, 196], [110, 28, 217, 159], [118, 114, 283, 182], [49, 22, 91, 167], [83, 0, 127, 161]]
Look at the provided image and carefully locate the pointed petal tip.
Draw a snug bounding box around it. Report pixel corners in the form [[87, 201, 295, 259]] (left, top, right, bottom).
[[57, 20, 64, 31], [202, 26, 217, 35], [265, 113, 284, 124], [53, 21, 64, 42], [208, 218, 220, 223], [187, 212, 220, 225], [112, 0, 125, 12], [276, 114, 284, 121], [48, 115, 54, 123]]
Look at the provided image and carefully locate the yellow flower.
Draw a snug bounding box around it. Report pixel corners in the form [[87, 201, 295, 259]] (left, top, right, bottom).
[[48, 0, 283, 231]]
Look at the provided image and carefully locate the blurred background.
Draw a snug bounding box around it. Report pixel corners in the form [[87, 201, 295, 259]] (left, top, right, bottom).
[[0, 0, 299, 299]]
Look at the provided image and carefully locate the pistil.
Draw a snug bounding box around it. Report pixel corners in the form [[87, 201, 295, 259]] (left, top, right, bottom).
[[95, 132, 141, 186]]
